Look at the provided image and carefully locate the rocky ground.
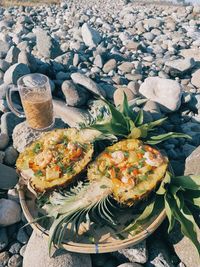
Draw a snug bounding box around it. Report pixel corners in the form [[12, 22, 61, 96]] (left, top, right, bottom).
[[0, 0, 200, 266]]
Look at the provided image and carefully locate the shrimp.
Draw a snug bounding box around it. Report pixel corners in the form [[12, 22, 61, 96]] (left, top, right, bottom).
[[34, 150, 53, 168], [44, 132, 63, 148], [111, 151, 125, 164], [144, 151, 164, 167]]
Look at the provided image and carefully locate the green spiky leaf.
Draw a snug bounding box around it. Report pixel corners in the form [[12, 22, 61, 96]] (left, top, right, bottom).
[[146, 132, 191, 145], [122, 195, 164, 233]]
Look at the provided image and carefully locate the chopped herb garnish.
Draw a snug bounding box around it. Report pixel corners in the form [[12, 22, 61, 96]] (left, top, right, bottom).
[[64, 165, 74, 174], [100, 185, 108, 189], [35, 170, 43, 177], [62, 137, 68, 147], [33, 143, 41, 154], [57, 162, 65, 172], [128, 166, 137, 174], [105, 171, 110, 178], [139, 175, 148, 181], [123, 151, 129, 157], [139, 148, 146, 154], [138, 162, 144, 168], [146, 170, 154, 175]]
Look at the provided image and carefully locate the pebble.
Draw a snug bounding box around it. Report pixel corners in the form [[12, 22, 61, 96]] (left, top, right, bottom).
[[53, 99, 90, 127], [71, 72, 104, 97], [0, 133, 9, 150], [0, 199, 21, 226], [118, 62, 134, 74], [191, 69, 200, 88], [62, 80, 88, 107], [4, 146, 18, 166], [103, 59, 117, 73], [8, 254, 23, 267], [4, 63, 30, 85], [5, 46, 20, 65], [165, 57, 195, 77], [116, 241, 148, 264], [81, 23, 101, 47], [0, 163, 18, 190], [0, 251, 10, 266], [23, 231, 92, 267], [9, 242, 22, 254], [0, 228, 8, 252], [114, 86, 135, 106], [139, 77, 182, 112], [0, 59, 10, 72], [16, 228, 29, 244], [0, 41, 10, 58], [35, 28, 61, 59]]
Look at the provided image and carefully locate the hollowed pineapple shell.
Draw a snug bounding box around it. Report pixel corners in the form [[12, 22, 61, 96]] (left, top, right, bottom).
[[87, 139, 168, 206], [16, 128, 94, 193]]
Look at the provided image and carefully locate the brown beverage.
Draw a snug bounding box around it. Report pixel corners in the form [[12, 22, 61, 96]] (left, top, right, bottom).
[[22, 92, 54, 130]]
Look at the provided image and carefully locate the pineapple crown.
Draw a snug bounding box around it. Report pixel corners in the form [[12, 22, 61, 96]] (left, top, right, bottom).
[[84, 94, 191, 145]]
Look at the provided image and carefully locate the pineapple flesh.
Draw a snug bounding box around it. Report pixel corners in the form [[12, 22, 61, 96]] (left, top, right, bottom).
[[16, 128, 94, 193], [88, 139, 168, 206]]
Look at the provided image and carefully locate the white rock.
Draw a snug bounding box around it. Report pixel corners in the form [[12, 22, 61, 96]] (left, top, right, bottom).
[[191, 69, 200, 88], [139, 77, 182, 112], [53, 99, 90, 127], [81, 23, 101, 47], [23, 231, 92, 267], [165, 58, 195, 73], [0, 199, 21, 226]]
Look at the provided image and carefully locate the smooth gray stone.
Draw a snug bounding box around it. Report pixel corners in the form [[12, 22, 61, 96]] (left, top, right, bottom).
[[71, 72, 104, 97], [0, 164, 18, 190], [0, 199, 21, 226]]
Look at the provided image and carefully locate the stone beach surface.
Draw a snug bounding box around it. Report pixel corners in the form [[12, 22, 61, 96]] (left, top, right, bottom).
[[0, 0, 200, 266]]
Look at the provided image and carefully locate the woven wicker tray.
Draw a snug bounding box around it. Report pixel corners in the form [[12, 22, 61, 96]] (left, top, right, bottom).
[[18, 183, 166, 254]]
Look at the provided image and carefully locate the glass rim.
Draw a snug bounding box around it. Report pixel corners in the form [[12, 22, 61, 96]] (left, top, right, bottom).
[[17, 73, 50, 89]]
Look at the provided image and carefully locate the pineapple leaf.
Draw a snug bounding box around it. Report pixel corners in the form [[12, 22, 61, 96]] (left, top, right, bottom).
[[121, 93, 137, 122], [156, 171, 171, 195], [145, 132, 191, 145], [171, 175, 200, 190], [142, 117, 167, 130], [89, 122, 128, 137], [122, 195, 164, 233], [184, 190, 200, 208], [134, 109, 144, 126], [164, 194, 175, 232], [165, 191, 200, 256]]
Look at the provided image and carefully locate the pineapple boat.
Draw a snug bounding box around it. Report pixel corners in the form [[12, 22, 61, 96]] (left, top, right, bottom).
[[16, 128, 94, 193], [88, 139, 168, 206]]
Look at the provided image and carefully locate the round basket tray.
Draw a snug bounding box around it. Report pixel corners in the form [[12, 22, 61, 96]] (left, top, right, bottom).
[[18, 184, 166, 254]]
